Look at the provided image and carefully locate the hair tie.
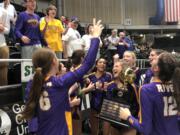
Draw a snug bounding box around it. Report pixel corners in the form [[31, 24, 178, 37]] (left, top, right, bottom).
[[36, 67, 42, 72]]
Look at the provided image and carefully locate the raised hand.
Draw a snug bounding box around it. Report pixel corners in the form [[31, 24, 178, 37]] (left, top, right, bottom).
[[92, 18, 104, 38]]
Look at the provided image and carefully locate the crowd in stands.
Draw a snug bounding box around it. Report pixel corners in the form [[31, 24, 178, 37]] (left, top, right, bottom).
[[0, 0, 142, 85]]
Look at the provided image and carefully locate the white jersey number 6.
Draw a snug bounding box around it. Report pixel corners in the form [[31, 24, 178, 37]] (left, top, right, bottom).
[[39, 91, 51, 111]]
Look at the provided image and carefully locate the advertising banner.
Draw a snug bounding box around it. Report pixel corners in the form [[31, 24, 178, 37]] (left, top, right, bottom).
[[0, 102, 28, 135]]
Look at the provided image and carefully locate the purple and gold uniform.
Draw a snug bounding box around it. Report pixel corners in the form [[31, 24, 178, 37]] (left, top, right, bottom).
[[25, 38, 100, 135], [143, 68, 154, 84], [128, 81, 180, 135], [106, 82, 117, 100], [106, 82, 139, 117], [134, 68, 142, 87], [88, 72, 112, 112]]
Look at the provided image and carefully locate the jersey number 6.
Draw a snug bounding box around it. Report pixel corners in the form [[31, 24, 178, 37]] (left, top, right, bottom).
[[39, 91, 51, 111]]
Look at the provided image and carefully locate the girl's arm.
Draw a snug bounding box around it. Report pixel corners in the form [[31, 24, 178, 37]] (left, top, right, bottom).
[[120, 86, 153, 134], [54, 19, 104, 88]]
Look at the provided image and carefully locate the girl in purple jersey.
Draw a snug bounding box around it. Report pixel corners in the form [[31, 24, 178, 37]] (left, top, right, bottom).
[[87, 58, 112, 135], [106, 59, 138, 135], [123, 51, 141, 88], [120, 52, 180, 135], [68, 49, 85, 135], [21, 18, 104, 135], [143, 49, 164, 84]]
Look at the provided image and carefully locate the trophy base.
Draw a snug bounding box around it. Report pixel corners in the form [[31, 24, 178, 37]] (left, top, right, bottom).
[[98, 98, 130, 127]]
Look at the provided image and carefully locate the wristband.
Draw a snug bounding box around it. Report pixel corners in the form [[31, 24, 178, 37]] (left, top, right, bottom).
[[127, 116, 134, 124], [127, 115, 131, 121]]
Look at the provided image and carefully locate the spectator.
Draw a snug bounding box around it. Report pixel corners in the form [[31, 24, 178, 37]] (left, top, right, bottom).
[[0, 6, 10, 86], [60, 15, 69, 29], [15, 0, 41, 59], [82, 24, 102, 59], [117, 32, 133, 58], [0, 0, 17, 41], [62, 16, 84, 58], [40, 5, 64, 59], [107, 29, 119, 58]]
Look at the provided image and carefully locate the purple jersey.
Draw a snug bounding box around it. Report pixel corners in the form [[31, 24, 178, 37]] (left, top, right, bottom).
[[106, 82, 139, 117], [134, 68, 142, 87], [25, 38, 100, 135], [128, 81, 180, 135], [15, 11, 41, 46], [106, 82, 117, 99], [143, 68, 154, 84], [88, 72, 112, 112]]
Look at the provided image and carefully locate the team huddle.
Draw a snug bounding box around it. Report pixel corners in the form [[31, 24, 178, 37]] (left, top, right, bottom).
[[0, 0, 179, 135], [19, 18, 180, 135]]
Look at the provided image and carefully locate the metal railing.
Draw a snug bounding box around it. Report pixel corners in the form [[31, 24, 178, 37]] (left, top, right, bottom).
[[0, 58, 150, 69], [0, 84, 21, 90], [0, 59, 68, 62], [136, 59, 149, 69]]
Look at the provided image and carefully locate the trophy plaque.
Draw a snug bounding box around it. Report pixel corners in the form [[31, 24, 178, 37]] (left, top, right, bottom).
[[98, 98, 130, 127]]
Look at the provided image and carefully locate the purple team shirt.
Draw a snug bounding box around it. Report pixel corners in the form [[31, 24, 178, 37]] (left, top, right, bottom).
[[128, 81, 180, 135], [15, 11, 41, 46], [143, 68, 154, 84], [25, 38, 100, 135], [88, 72, 112, 112]]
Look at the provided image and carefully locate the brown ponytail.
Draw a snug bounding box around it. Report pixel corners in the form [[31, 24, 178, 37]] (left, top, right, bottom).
[[22, 68, 44, 120], [21, 48, 56, 120]]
